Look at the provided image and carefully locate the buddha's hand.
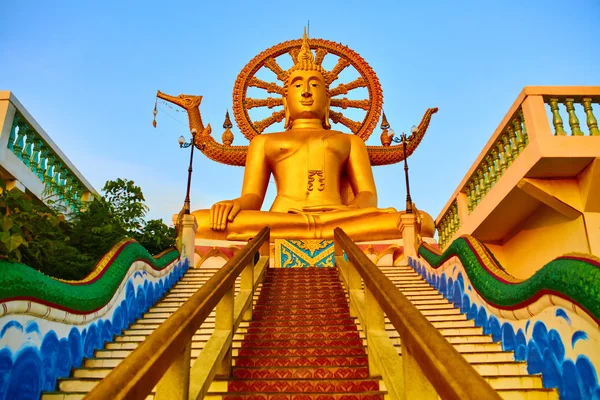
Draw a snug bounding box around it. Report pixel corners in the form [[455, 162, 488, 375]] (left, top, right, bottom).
[[300, 204, 360, 212], [209, 199, 242, 231]]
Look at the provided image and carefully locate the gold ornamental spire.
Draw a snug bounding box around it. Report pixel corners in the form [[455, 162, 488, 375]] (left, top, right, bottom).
[[296, 27, 315, 65], [287, 27, 329, 83]]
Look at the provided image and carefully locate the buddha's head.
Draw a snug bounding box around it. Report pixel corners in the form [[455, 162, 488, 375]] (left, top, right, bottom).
[[282, 29, 331, 130]]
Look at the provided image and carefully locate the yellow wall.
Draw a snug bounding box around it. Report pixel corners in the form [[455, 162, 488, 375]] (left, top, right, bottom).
[[484, 205, 589, 279]]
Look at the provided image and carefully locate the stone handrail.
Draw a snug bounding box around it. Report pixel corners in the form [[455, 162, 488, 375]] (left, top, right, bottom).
[[84, 227, 270, 400], [0, 91, 97, 212], [435, 86, 600, 249], [334, 227, 501, 400]]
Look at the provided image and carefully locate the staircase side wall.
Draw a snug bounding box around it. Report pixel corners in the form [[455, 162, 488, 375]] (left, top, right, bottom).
[[411, 252, 600, 400], [0, 249, 188, 400]]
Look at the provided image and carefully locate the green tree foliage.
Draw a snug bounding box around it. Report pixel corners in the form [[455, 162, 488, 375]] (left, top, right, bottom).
[[134, 219, 176, 256], [102, 178, 149, 235], [1, 178, 93, 279], [0, 177, 176, 280]]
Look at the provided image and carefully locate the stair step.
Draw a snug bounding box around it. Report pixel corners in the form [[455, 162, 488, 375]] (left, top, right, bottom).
[[42, 393, 154, 400], [496, 389, 559, 400], [208, 393, 386, 400], [221, 378, 381, 393], [485, 375, 544, 389], [233, 355, 369, 367], [231, 366, 371, 379]]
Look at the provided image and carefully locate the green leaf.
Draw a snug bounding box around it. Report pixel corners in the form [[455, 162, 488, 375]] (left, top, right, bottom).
[[4, 233, 26, 252], [0, 215, 13, 232]]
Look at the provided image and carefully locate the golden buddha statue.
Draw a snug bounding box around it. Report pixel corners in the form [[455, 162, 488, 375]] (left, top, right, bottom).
[[157, 30, 437, 242]]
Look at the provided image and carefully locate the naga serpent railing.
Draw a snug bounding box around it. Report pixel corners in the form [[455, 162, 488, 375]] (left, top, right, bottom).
[[84, 227, 270, 400]]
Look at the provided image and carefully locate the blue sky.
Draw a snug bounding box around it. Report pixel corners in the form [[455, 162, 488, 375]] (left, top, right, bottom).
[[1, 0, 599, 225]]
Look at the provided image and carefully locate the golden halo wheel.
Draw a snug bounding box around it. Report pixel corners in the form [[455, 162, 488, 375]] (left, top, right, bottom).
[[232, 38, 383, 142]]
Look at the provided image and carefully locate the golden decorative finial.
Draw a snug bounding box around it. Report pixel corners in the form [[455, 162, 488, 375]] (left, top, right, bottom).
[[297, 27, 315, 65], [380, 110, 394, 147], [380, 111, 390, 130], [223, 110, 233, 129], [222, 110, 234, 146], [286, 27, 329, 84]]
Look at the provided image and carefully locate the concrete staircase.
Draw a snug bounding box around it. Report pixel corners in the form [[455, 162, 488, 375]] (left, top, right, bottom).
[[211, 267, 386, 400], [42, 267, 223, 399], [41, 264, 559, 400], [378, 265, 558, 400]]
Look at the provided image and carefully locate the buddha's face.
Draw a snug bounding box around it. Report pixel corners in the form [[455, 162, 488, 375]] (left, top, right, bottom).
[[284, 70, 329, 122]]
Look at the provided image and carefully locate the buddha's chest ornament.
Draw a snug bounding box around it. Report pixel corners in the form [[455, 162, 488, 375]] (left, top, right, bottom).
[[307, 170, 325, 191], [307, 136, 327, 192]]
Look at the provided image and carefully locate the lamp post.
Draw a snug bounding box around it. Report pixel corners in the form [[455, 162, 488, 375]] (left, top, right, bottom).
[[178, 129, 197, 214], [392, 125, 418, 214]]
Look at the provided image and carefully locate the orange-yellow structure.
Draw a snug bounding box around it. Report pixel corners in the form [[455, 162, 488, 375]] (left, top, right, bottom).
[[158, 30, 437, 243], [435, 86, 600, 279]]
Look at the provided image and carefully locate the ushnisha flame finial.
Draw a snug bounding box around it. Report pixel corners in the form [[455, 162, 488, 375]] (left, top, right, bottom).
[[297, 27, 315, 65], [285, 27, 331, 85]]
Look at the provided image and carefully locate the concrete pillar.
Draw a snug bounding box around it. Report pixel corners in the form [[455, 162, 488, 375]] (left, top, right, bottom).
[[401, 213, 417, 259], [181, 214, 197, 265], [0, 93, 17, 152]]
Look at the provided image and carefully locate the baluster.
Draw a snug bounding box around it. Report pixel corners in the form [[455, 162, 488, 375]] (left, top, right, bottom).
[[13, 123, 27, 160], [30, 137, 42, 175], [485, 154, 497, 186], [64, 175, 74, 205], [444, 220, 449, 245], [519, 111, 529, 145], [7, 114, 19, 152], [69, 180, 80, 210], [549, 98, 567, 135], [44, 154, 56, 192], [72, 188, 82, 211], [38, 146, 49, 181], [22, 128, 34, 168], [448, 210, 455, 236], [63, 174, 71, 201], [564, 98, 584, 136], [582, 98, 600, 136], [472, 175, 481, 206], [512, 118, 525, 153], [52, 162, 63, 195], [455, 210, 460, 233], [57, 166, 68, 200], [441, 221, 448, 245], [502, 135, 514, 166], [466, 181, 474, 213], [455, 205, 460, 227], [476, 170, 485, 201], [507, 125, 519, 158], [481, 160, 491, 193], [63, 177, 73, 207], [496, 142, 507, 174]]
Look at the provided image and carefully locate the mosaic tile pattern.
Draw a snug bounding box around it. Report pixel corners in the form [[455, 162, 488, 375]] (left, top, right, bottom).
[[274, 240, 335, 268]]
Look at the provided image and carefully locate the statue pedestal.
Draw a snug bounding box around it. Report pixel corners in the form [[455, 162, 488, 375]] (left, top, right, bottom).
[[400, 213, 417, 259], [181, 214, 197, 265]]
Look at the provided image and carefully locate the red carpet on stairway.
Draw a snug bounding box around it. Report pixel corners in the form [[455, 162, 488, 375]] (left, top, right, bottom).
[[224, 267, 385, 400]]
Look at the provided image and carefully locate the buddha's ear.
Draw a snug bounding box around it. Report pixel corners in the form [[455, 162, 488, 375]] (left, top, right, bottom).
[[282, 97, 291, 130], [323, 97, 331, 130]]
